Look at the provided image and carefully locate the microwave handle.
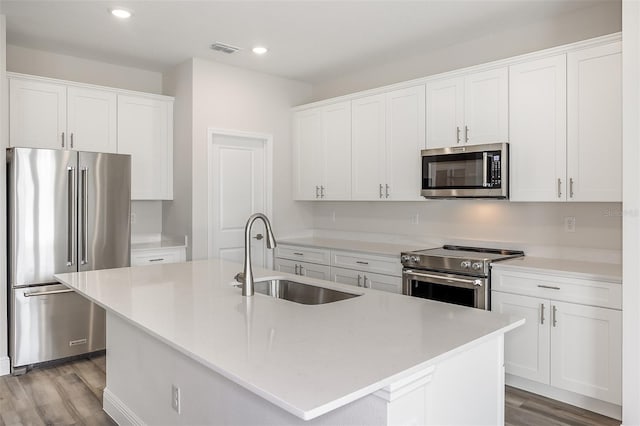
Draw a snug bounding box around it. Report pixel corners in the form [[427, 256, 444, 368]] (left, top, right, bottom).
[[482, 152, 488, 188]]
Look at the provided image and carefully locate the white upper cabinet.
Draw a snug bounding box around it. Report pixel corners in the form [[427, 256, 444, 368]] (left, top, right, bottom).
[[567, 42, 622, 202], [464, 67, 509, 145], [10, 77, 117, 153], [386, 86, 426, 201], [426, 68, 507, 148], [67, 87, 117, 153], [293, 108, 324, 200], [510, 41, 621, 202], [425, 77, 464, 149], [509, 55, 567, 201], [351, 94, 387, 200], [117, 95, 174, 200], [293, 101, 351, 200], [352, 86, 425, 201], [9, 78, 67, 150]]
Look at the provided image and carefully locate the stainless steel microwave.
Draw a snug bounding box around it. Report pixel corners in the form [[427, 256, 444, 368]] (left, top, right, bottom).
[[421, 142, 509, 199]]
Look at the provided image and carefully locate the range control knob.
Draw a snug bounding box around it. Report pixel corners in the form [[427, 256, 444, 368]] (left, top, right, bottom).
[[472, 262, 483, 271], [410, 256, 420, 263], [401, 255, 411, 262], [460, 260, 472, 269]]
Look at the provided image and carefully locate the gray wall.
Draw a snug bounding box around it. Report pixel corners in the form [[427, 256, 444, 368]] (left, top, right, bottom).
[[162, 60, 194, 258], [184, 58, 313, 260], [311, 1, 622, 100]]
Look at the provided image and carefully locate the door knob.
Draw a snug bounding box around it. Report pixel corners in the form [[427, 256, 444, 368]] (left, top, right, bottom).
[[253, 234, 264, 240]]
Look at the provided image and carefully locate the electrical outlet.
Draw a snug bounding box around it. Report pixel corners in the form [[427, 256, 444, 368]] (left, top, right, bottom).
[[564, 216, 576, 233], [171, 384, 181, 414], [130, 213, 137, 224], [411, 213, 419, 225]]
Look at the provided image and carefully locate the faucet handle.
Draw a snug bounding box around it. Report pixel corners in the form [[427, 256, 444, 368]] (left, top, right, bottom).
[[234, 272, 245, 283]]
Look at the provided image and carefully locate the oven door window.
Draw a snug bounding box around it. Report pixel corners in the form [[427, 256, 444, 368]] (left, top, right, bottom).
[[410, 280, 477, 308]]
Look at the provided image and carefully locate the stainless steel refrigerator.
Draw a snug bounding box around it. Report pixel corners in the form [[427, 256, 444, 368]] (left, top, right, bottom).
[[7, 147, 131, 374]]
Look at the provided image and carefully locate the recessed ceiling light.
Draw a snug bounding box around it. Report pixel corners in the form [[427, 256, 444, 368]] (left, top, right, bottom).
[[110, 8, 132, 19], [252, 46, 268, 55]]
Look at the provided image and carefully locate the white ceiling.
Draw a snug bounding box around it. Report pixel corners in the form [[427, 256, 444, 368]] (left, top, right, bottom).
[[0, 0, 614, 84]]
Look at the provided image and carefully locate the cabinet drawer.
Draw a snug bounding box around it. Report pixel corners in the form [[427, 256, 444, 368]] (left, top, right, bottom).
[[131, 247, 186, 266], [492, 269, 621, 310], [274, 258, 331, 281], [331, 250, 401, 276], [330, 267, 402, 294], [275, 244, 330, 265]]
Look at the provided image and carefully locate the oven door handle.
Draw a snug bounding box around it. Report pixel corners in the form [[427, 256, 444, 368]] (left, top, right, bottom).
[[403, 270, 484, 287]]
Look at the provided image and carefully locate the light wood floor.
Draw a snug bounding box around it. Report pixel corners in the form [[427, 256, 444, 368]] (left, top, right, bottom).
[[0, 354, 114, 425], [0, 355, 621, 426]]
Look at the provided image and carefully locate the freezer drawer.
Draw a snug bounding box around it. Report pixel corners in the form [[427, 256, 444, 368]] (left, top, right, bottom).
[[10, 284, 106, 368]]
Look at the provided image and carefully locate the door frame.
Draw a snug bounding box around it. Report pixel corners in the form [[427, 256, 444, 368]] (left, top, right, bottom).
[[207, 128, 274, 267]]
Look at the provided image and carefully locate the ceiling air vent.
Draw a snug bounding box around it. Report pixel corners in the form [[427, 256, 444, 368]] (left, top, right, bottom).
[[210, 42, 241, 54]]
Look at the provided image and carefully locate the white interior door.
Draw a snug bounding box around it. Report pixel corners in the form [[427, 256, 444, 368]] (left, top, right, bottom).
[[210, 133, 269, 268]]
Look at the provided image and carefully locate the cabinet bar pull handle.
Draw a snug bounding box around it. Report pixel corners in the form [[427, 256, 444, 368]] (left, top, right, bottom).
[[320, 185, 325, 198], [557, 178, 562, 198], [552, 305, 558, 327], [540, 303, 545, 325], [364, 276, 370, 289], [294, 264, 299, 275], [24, 288, 75, 297], [70, 133, 74, 149], [464, 125, 469, 144], [67, 166, 76, 266], [293, 252, 303, 256], [456, 126, 461, 144], [537, 285, 561, 290], [315, 186, 319, 198], [569, 178, 574, 198], [61, 132, 65, 148], [81, 167, 89, 265], [299, 265, 305, 276], [385, 184, 390, 198], [148, 258, 165, 262], [379, 184, 383, 199], [357, 274, 362, 287], [356, 261, 369, 265]]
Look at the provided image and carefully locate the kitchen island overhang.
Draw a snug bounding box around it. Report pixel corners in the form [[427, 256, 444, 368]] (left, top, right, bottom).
[[55, 259, 524, 425]]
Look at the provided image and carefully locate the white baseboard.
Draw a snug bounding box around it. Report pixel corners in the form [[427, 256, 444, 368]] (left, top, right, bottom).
[[103, 387, 145, 426], [506, 374, 622, 420], [0, 356, 10, 376]]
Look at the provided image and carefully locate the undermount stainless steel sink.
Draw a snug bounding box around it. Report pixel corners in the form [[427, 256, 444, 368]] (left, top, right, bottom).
[[236, 278, 361, 305]]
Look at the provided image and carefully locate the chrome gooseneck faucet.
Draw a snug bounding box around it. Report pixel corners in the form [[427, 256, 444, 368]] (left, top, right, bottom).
[[236, 213, 277, 297]]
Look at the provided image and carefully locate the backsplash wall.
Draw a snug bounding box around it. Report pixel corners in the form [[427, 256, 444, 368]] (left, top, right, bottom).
[[310, 201, 622, 257]]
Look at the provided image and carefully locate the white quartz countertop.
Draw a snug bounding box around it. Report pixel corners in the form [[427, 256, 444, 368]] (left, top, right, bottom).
[[278, 237, 429, 257], [55, 259, 523, 420], [492, 256, 622, 283], [131, 236, 187, 251]]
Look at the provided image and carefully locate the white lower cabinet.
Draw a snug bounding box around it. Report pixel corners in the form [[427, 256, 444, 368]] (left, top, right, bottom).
[[274, 258, 331, 280], [491, 291, 550, 383], [491, 270, 622, 407], [550, 300, 622, 404], [330, 266, 401, 293]]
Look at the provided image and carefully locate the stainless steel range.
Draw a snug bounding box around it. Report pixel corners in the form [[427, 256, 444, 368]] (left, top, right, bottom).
[[401, 245, 524, 310]]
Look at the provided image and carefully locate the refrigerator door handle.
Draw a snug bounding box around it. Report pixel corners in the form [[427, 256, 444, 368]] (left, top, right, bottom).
[[81, 167, 89, 265], [67, 166, 76, 266]]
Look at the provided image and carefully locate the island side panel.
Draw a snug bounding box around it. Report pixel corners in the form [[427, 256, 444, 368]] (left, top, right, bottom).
[[103, 312, 506, 425], [424, 335, 505, 425]]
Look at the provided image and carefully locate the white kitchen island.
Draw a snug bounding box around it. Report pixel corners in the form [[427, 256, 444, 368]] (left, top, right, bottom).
[[55, 259, 523, 425]]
